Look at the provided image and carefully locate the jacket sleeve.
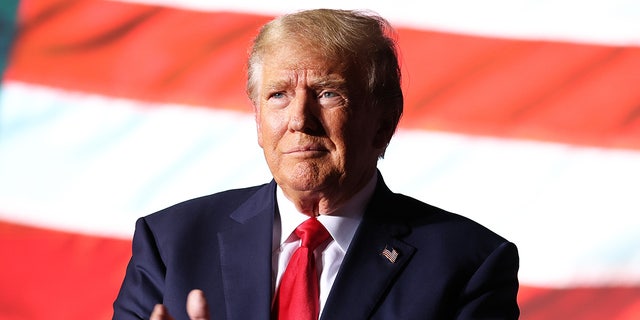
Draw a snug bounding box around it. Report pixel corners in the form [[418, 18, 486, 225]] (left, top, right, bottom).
[[113, 218, 166, 319], [456, 241, 520, 319]]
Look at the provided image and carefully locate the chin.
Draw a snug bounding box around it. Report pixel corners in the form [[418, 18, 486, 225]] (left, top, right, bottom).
[[283, 177, 325, 192], [273, 160, 336, 188]]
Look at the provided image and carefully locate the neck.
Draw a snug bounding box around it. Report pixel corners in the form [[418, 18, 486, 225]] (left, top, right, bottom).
[[280, 170, 377, 216]]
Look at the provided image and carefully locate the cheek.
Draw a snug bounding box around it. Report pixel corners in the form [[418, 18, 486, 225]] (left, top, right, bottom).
[[342, 115, 380, 153], [257, 110, 287, 146]]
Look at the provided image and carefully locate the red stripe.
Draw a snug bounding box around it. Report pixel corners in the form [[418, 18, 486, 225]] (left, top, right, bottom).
[[518, 286, 640, 319], [1, 220, 639, 319], [7, 0, 270, 111], [6, 0, 640, 149], [0, 221, 131, 320], [399, 30, 640, 149]]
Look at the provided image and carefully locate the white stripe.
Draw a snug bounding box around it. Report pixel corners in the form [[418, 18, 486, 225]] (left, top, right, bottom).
[[1, 81, 640, 286], [0, 81, 272, 238], [114, 0, 640, 45]]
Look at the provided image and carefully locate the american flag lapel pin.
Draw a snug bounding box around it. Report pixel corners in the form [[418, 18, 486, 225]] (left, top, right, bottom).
[[381, 245, 399, 263]]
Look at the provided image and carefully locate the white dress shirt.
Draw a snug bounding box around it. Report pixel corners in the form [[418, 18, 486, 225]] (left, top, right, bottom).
[[272, 174, 377, 316]]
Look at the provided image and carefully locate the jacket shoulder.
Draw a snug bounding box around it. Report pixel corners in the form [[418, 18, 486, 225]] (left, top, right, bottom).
[[144, 183, 271, 230], [383, 191, 510, 247]]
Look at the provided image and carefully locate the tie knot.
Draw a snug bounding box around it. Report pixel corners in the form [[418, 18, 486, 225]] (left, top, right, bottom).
[[295, 218, 330, 250]]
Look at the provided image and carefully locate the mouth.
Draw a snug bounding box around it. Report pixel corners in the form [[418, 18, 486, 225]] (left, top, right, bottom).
[[284, 145, 329, 156]]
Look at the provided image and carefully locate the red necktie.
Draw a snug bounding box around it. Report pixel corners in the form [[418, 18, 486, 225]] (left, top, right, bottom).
[[273, 217, 330, 320]]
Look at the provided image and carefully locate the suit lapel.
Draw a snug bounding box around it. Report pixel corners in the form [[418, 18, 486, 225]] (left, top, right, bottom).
[[320, 177, 416, 320], [218, 181, 276, 320]]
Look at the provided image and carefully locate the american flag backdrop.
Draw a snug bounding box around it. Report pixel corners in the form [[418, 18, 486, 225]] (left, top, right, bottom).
[[1, 0, 639, 319]]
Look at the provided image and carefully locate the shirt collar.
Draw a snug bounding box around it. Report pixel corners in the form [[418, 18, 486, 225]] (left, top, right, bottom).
[[275, 173, 377, 253]]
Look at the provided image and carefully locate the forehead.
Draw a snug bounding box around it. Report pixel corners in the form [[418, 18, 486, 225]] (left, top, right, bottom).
[[260, 62, 352, 98], [260, 40, 350, 78]]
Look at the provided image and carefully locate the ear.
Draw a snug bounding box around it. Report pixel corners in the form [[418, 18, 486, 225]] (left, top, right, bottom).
[[372, 113, 396, 150], [254, 104, 264, 148]]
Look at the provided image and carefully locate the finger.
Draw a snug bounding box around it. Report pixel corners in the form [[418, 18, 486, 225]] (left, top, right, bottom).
[[150, 304, 175, 320], [186, 289, 211, 320]]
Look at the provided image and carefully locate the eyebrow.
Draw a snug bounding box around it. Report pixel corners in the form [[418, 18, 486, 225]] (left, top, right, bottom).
[[262, 74, 348, 93], [264, 79, 291, 92], [310, 77, 348, 90]]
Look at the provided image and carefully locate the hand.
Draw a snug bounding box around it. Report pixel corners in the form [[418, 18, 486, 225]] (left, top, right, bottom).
[[150, 289, 210, 320]]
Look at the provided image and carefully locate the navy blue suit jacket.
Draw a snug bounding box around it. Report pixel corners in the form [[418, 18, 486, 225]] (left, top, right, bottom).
[[113, 175, 519, 319]]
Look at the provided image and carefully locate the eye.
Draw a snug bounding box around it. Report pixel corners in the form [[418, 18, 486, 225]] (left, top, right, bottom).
[[317, 90, 345, 108], [320, 91, 338, 98], [266, 91, 289, 109], [270, 92, 285, 99]]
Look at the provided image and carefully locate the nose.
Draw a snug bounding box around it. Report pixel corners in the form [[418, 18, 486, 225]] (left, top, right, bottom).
[[288, 90, 323, 135]]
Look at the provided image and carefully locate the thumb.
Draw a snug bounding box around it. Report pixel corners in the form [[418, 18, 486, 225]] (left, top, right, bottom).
[[150, 304, 175, 320], [186, 289, 210, 320]]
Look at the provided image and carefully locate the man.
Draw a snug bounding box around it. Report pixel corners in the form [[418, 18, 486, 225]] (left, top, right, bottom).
[[113, 9, 519, 320]]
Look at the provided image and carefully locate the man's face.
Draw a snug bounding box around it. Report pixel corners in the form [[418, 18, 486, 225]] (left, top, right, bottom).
[[254, 42, 388, 213]]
